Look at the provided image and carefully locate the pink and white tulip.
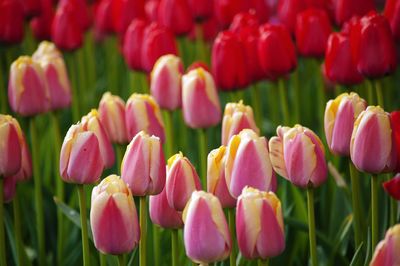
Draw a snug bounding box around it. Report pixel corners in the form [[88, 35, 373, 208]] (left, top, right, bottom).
[[0, 115, 22, 177], [149, 186, 183, 229], [370, 224, 400, 266]]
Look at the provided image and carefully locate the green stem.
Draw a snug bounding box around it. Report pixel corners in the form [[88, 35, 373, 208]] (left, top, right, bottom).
[[315, 59, 326, 134], [371, 175, 379, 254], [139, 196, 147, 266], [76, 49, 87, 113], [65, 53, 80, 122], [258, 258, 269, 266], [78, 185, 90, 266], [29, 117, 46, 266], [99, 253, 106, 266], [171, 229, 178, 266], [129, 71, 137, 95], [292, 68, 300, 123], [195, 23, 206, 62], [0, 178, 6, 266], [278, 79, 290, 125], [0, 67, 6, 114], [140, 73, 149, 94], [390, 197, 398, 226], [374, 79, 384, 108], [118, 254, 124, 266], [178, 110, 187, 153], [13, 192, 23, 266], [228, 208, 236, 266], [349, 161, 363, 251], [153, 225, 160, 266], [307, 187, 318, 266], [366, 80, 374, 106], [164, 110, 174, 158], [251, 83, 262, 130], [116, 144, 125, 175], [198, 128, 207, 188]]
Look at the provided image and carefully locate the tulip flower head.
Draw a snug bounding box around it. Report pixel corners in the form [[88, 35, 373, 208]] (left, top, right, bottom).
[[370, 224, 400, 266], [0, 115, 22, 177], [236, 187, 285, 259], [324, 92, 367, 156], [332, 0, 375, 26], [30, 0, 54, 41], [390, 111, 400, 172], [277, 0, 306, 33], [90, 175, 140, 255], [183, 191, 231, 264], [269, 125, 327, 188], [214, 0, 248, 28], [0, 0, 25, 44], [158, 0, 194, 35], [149, 186, 183, 229], [383, 173, 400, 201], [187, 0, 213, 21], [3, 174, 17, 203], [123, 19, 147, 71], [384, 0, 400, 42], [111, 0, 146, 34]]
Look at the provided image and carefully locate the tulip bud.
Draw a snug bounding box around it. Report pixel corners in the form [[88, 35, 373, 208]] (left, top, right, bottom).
[[384, 0, 400, 42], [269, 125, 327, 188], [188, 0, 213, 21], [3, 175, 16, 203], [332, 0, 375, 26], [214, 0, 248, 29], [149, 186, 183, 229], [165, 152, 202, 211], [121, 131, 166, 196], [229, 11, 259, 33], [123, 19, 147, 71], [98, 92, 128, 144], [225, 129, 276, 198], [183, 191, 231, 264], [158, 0, 194, 35], [125, 94, 165, 142], [277, 0, 307, 33], [212, 31, 249, 91], [81, 110, 115, 169], [221, 101, 260, 145], [111, 0, 145, 34], [0, 115, 22, 177], [145, 0, 159, 22], [350, 106, 396, 174], [324, 92, 367, 156], [94, 0, 114, 40], [90, 174, 140, 254], [150, 54, 184, 110], [0, 0, 24, 44], [60, 123, 104, 184], [207, 146, 236, 208], [58, 0, 91, 31], [182, 67, 221, 128], [370, 224, 400, 266], [8, 56, 50, 116], [383, 173, 400, 201], [390, 111, 400, 172], [236, 187, 285, 259], [30, 0, 54, 41], [248, 0, 271, 23]]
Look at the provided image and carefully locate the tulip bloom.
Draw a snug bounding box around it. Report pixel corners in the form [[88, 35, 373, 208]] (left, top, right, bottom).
[[229, 11, 259, 33], [111, 0, 145, 34], [90, 175, 140, 254], [98, 92, 128, 144], [0, 115, 22, 177], [332, 0, 375, 26], [58, 0, 91, 31], [149, 186, 183, 229], [3, 175, 16, 203], [183, 191, 231, 264], [125, 94, 165, 142], [182, 67, 221, 128], [350, 106, 396, 174], [94, 0, 114, 39], [188, 0, 213, 21], [0, 0, 24, 44], [212, 31, 249, 91], [390, 111, 400, 172], [236, 187, 285, 259], [221, 101, 260, 145], [165, 152, 202, 211], [384, 0, 400, 42], [269, 125, 327, 188], [207, 146, 236, 208], [30, 0, 54, 41], [123, 19, 147, 71], [324, 92, 367, 156], [8, 56, 50, 116], [158, 0, 194, 35], [145, 0, 159, 22], [225, 129, 276, 198], [383, 173, 400, 201], [370, 224, 400, 266], [214, 0, 248, 28], [150, 54, 183, 110], [59, 123, 104, 184]]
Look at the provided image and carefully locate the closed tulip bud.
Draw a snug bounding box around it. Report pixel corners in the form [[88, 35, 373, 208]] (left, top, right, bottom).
[[123, 19, 147, 71], [258, 24, 297, 80], [3, 175, 16, 203], [58, 0, 91, 31], [22, 0, 41, 17], [383, 173, 400, 201], [236, 187, 285, 259], [59, 123, 104, 184], [81, 110, 115, 169], [207, 146, 236, 208], [145, 0, 159, 22], [165, 152, 202, 211], [295, 8, 332, 57], [384, 0, 400, 42], [141, 22, 178, 73], [125, 94, 165, 142], [8, 56, 50, 116], [158, 0, 194, 35], [149, 186, 183, 229], [212, 31, 249, 91], [0, 115, 22, 177], [94, 0, 114, 40], [225, 129, 276, 198], [0, 0, 24, 44], [248, 0, 272, 23], [332, 0, 375, 26], [324, 92, 367, 156], [188, 0, 213, 21], [183, 191, 231, 264], [350, 12, 397, 78], [182, 67, 221, 128], [98, 92, 128, 144], [350, 106, 396, 174], [90, 174, 140, 254], [390, 111, 400, 172], [370, 224, 400, 266], [269, 125, 327, 188], [121, 131, 166, 196], [221, 101, 260, 145], [112, 0, 145, 34], [323, 32, 364, 85], [277, 0, 306, 33], [214, 0, 248, 29], [229, 11, 259, 33], [30, 0, 54, 41], [150, 54, 184, 110]]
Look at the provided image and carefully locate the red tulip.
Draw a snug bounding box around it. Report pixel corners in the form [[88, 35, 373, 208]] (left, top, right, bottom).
[[390, 111, 400, 172], [384, 0, 400, 42], [0, 0, 24, 44], [332, 0, 375, 26], [123, 19, 147, 71], [158, 0, 194, 35], [212, 31, 249, 90], [145, 0, 159, 22], [214, 0, 249, 29], [229, 11, 259, 33], [58, 0, 91, 31], [23, 0, 41, 17], [94, 0, 114, 40], [383, 173, 400, 201], [295, 8, 332, 57], [277, 0, 307, 33], [188, 0, 213, 22], [186, 61, 210, 73], [188, 16, 219, 42], [112, 0, 146, 34], [30, 0, 54, 41], [248, 0, 271, 23]]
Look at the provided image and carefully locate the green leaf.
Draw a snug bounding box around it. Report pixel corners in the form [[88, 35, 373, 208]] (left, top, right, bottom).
[[350, 242, 364, 266]]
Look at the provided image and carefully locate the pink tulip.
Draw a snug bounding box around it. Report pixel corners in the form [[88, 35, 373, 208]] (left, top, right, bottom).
[[165, 152, 202, 211], [350, 106, 396, 174], [370, 224, 400, 266], [81, 110, 115, 169], [207, 146, 236, 208], [150, 54, 183, 110], [324, 92, 367, 156], [149, 186, 183, 229], [221, 101, 259, 145], [121, 131, 166, 196], [98, 92, 128, 144], [269, 125, 327, 188], [225, 129, 276, 198], [182, 67, 221, 129], [3, 174, 16, 203], [90, 174, 140, 254], [0, 115, 22, 177], [183, 191, 231, 264], [125, 94, 165, 142], [59, 123, 104, 184], [8, 56, 50, 116], [236, 187, 285, 259]]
